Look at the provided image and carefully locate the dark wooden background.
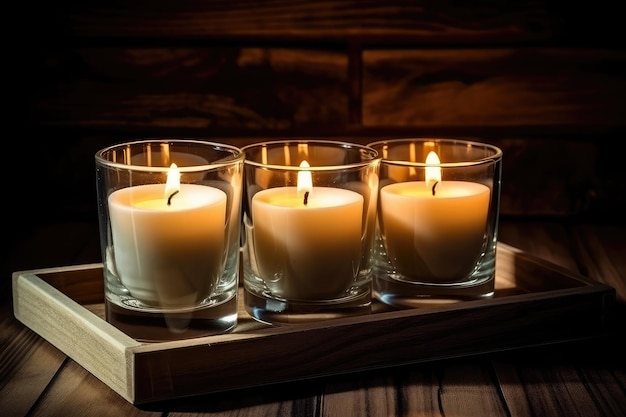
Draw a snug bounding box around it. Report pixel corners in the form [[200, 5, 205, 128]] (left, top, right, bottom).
[[6, 0, 626, 283]]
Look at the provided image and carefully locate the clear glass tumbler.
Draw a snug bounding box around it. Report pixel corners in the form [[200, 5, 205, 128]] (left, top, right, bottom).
[[241, 139, 380, 324], [368, 138, 503, 307], [95, 139, 244, 341]]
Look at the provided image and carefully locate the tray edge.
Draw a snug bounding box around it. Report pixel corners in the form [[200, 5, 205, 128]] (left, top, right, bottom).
[[12, 267, 140, 404]]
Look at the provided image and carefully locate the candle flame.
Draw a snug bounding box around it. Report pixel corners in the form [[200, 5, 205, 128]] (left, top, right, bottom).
[[297, 160, 313, 204], [165, 163, 181, 204], [425, 151, 441, 193]]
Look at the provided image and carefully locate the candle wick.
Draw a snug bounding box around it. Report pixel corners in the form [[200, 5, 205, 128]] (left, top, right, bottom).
[[167, 190, 180, 205], [431, 181, 438, 196], [303, 191, 309, 206]]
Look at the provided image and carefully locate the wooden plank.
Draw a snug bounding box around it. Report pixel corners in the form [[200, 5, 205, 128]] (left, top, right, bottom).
[[0, 281, 68, 416], [322, 373, 396, 416], [31, 47, 626, 135], [11, 244, 616, 404], [493, 354, 618, 417], [372, 359, 509, 417], [493, 221, 626, 417], [577, 365, 626, 416], [0, 329, 67, 417], [30, 361, 146, 416], [499, 220, 626, 304], [32, 47, 349, 131], [32, 0, 562, 45], [569, 222, 626, 382], [437, 363, 508, 416], [158, 377, 322, 415], [362, 48, 626, 129]]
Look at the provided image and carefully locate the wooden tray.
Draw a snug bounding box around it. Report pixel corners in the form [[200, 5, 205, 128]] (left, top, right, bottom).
[[12, 243, 616, 405]]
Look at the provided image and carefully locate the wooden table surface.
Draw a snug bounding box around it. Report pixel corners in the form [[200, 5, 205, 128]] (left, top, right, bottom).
[[1, 218, 625, 417]]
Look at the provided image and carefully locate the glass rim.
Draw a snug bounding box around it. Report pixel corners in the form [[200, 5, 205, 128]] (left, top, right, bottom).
[[241, 139, 380, 171], [367, 137, 502, 168], [95, 138, 244, 173]]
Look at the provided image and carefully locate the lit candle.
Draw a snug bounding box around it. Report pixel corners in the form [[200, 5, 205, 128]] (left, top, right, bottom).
[[108, 163, 227, 308], [380, 151, 490, 281], [252, 161, 364, 300]]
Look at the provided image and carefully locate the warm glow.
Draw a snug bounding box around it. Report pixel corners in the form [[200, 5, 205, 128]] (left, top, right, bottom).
[[425, 151, 441, 191], [164, 163, 181, 200], [297, 160, 313, 202]]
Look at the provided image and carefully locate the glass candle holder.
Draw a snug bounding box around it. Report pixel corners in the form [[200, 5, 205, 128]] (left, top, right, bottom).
[[241, 140, 380, 324], [95, 139, 244, 341], [367, 138, 503, 307]]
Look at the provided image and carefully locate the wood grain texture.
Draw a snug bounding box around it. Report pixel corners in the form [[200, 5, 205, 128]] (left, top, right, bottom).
[[30, 47, 626, 134], [322, 374, 396, 416], [5, 1, 626, 413], [3, 221, 625, 416], [15, 1, 626, 223], [0, 330, 66, 417], [32, 47, 349, 131], [577, 365, 626, 416], [31, 0, 561, 45], [11, 244, 615, 404], [362, 48, 626, 129], [31, 361, 141, 417], [12, 266, 140, 403], [493, 357, 621, 417], [488, 220, 625, 417], [437, 363, 508, 416]]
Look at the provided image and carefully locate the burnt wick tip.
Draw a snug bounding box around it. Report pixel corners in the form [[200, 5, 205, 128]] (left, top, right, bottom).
[[431, 181, 439, 196], [167, 190, 180, 205], [303, 191, 309, 205]]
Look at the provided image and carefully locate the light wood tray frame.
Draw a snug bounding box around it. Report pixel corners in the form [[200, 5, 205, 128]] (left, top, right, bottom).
[[12, 243, 616, 404]]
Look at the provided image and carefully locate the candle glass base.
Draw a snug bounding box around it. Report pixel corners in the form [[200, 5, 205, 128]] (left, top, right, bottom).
[[95, 139, 244, 341], [105, 295, 237, 342], [103, 250, 240, 341], [243, 277, 372, 325], [241, 140, 381, 325], [368, 138, 502, 308], [372, 233, 496, 308]]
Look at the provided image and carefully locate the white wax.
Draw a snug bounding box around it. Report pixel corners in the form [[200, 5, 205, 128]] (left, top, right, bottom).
[[252, 186, 363, 300], [380, 181, 490, 282], [108, 183, 227, 308]]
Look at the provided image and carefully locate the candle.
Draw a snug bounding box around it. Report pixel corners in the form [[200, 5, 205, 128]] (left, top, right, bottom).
[[251, 161, 364, 300], [108, 164, 227, 308], [380, 151, 490, 282]]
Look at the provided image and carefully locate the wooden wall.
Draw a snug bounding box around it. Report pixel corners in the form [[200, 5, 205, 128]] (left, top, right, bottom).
[[14, 0, 626, 242]]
